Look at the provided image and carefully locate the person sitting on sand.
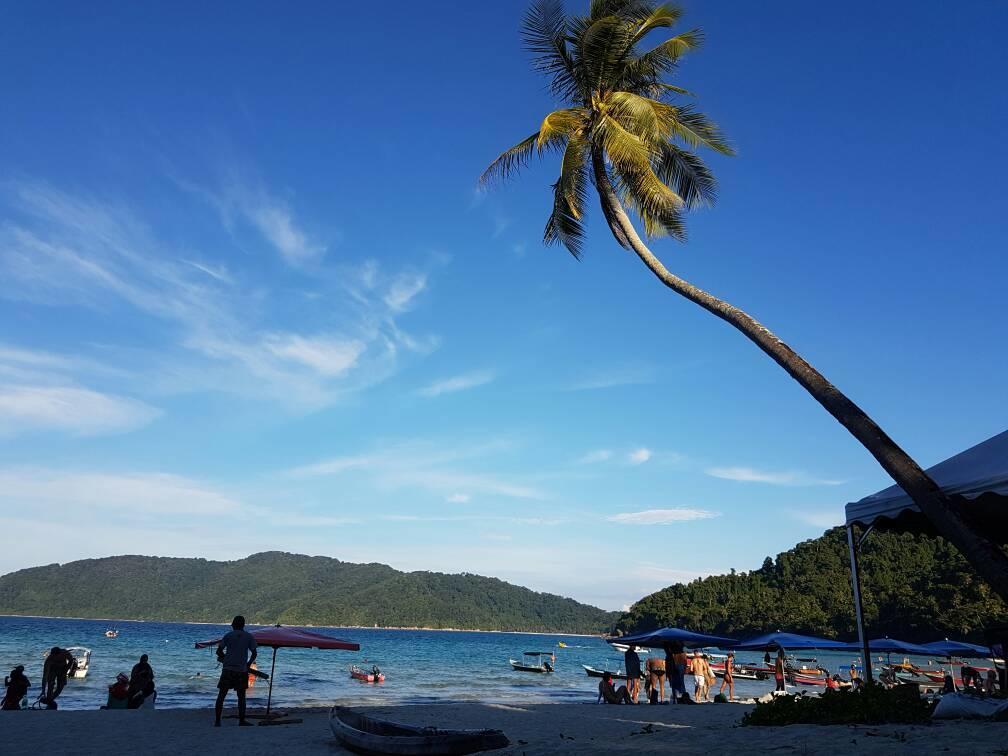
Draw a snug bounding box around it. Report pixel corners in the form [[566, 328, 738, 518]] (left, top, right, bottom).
[[718, 651, 735, 701], [40, 647, 74, 707], [128, 654, 156, 709], [2, 665, 30, 710], [214, 615, 257, 727], [104, 673, 131, 709], [623, 645, 642, 703], [646, 655, 666, 703], [986, 669, 998, 695], [598, 672, 633, 704]]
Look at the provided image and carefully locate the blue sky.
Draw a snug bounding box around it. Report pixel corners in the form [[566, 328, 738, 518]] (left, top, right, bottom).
[[1, 1, 1005, 610]]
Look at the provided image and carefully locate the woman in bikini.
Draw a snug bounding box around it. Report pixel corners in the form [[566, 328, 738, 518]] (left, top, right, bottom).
[[646, 655, 666, 703], [718, 651, 735, 701]]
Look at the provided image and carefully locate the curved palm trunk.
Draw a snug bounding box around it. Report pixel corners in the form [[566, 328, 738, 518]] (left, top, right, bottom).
[[591, 149, 1008, 600]]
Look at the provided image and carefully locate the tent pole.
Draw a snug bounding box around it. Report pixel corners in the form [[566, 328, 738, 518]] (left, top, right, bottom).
[[266, 647, 277, 717], [847, 524, 872, 683]]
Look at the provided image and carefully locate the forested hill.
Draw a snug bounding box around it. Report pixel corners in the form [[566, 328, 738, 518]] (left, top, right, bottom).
[[0, 552, 618, 634], [617, 527, 1008, 642]]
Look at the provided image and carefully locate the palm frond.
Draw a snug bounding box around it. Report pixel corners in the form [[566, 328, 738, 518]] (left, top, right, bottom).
[[613, 159, 687, 239], [544, 136, 590, 258], [606, 90, 674, 143], [620, 28, 703, 87], [628, 3, 683, 46], [588, 0, 651, 22], [537, 108, 588, 148], [666, 105, 735, 155], [479, 132, 541, 187], [577, 15, 635, 91], [522, 0, 580, 100], [654, 142, 717, 208], [594, 114, 652, 171]]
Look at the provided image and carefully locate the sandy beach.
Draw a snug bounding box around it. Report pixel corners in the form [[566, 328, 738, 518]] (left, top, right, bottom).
[[4, 701, 1006, 755]]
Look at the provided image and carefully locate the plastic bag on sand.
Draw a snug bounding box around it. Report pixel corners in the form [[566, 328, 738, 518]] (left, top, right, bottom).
[[932, 693, 1008, 720]]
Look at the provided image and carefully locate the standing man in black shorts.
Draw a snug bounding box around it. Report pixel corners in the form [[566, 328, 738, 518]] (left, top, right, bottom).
[[214, 615, 257, 727]]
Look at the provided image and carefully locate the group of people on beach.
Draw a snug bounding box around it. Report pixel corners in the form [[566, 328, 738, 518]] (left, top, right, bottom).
[[2, 615, 259, 726], [2, 649, 157, 711], [599, 642, 742, 705]]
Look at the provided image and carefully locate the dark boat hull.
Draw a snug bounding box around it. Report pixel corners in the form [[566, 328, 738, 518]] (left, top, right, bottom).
[[582, 664, 643, 680], [329, 706, 508, 756]]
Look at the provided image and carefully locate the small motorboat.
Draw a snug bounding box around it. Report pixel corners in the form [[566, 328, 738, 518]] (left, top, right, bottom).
[[509, 651, 554, 673], [611, 643, 649, 654], [330, 706, 508, 756], [713, 665, 767, 681], [789, 672, 828, 687], [557, 641, 568, 648], [582, 664, 643, 680], [44, 647, 91, 679], [351, 664, 386, 683], [105, 628, 119, 638]]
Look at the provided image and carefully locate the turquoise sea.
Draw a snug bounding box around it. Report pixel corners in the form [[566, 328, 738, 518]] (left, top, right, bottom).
[[1, 616, 877, 710]]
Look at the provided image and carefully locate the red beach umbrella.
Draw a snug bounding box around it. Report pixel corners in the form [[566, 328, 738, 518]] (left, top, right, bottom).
[[196, 624, 360, 717]]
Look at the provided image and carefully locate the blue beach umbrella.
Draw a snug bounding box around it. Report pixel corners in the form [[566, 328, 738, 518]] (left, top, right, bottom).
[[729, 631, 849, 652], [843, 637, 933, 656], [608, 627, 737, 649], [920, 639, 991, 659]]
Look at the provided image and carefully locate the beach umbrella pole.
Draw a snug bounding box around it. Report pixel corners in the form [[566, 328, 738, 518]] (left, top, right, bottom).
[[265, 646, 277, 717], [846, 525, 873, 682]]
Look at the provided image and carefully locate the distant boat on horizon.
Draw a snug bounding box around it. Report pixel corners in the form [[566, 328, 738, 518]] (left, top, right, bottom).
[[104, 627, 118, 638]]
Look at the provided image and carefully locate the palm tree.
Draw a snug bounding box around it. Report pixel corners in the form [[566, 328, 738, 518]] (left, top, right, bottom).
[[480, 0, 1008, 599]]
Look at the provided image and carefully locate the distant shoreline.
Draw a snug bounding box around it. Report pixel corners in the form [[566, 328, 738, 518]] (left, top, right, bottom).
[[0, 614, 603, 638]]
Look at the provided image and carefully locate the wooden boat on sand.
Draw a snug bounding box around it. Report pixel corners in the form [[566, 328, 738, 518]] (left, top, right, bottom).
[[329, 706, 508, 756]]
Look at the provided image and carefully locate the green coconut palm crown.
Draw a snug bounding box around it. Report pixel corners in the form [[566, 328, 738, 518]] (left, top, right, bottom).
[[480, 0, 734, 258]]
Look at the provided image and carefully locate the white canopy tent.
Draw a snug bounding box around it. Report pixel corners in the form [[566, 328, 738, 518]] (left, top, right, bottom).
[[843, 429, 1008, 681]]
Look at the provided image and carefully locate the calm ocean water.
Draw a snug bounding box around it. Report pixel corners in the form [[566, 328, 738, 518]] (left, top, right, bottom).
[[0, 616, 875, 710]]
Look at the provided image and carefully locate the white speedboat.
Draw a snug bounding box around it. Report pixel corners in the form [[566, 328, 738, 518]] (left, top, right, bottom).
[[67, 647, 91, 678], [105, 628, 119, 638], [611, 643, 649, 654], [43, 647, 91, 679]]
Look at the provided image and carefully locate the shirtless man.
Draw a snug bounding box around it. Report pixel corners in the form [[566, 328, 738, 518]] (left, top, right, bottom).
[[692, 650, 708, 702], [41, 647, 74, 706], [718, 651, 735, 701]]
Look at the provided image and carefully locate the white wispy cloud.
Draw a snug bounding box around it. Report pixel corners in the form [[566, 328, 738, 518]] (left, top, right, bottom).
[[566, 366, 655, 391], [262, 334, 366, 377], [0, 468, 240, 516], [249, 202, 323, 265], [705, 466, 845, 486], [577, 449, 613, 465], [628, 448, 652, 465], [286, 440, 547, 500], [0, 385, 160, 437], [0, 182, 436, 409], [418, 370, 494, 398], [384, 272, 428, 312], [607, 508, 719, 524], [447, 493, 471, 504]]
